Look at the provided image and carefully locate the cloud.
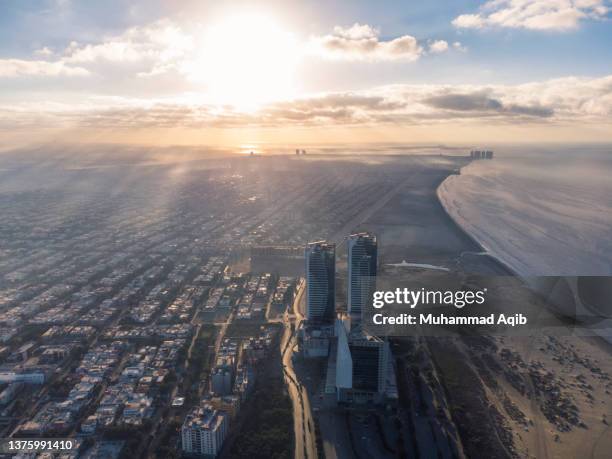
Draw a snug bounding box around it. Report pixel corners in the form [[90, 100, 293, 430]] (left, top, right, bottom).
[[62, 20, 192, 65], [0, 20, 192, 81], [34, 47, 54, 57], [255, 93, 408, 125], [453, 14, 486, 29], [310, 23, 424, 61], [0, 59, 89, 77], [5, 20, 452, 85], [452, 41, 468, 52], [428, 40, 449, 54], [63, 40, 144, 64], [4, 75, 609, 133], [263, 86, 559, 125], [424, 91, 554, 117], [452, 0, 609, 31]]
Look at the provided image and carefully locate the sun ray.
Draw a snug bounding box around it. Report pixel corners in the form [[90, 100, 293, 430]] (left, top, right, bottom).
[[186, 12, 299, 110]]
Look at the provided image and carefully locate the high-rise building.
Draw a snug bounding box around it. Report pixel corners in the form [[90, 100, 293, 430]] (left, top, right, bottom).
[[470, 149, 494, 160], [347, 232, 377, 317], [181, 404, 229, 457], [335, 321, 390, 404], [305, 241, 336, 322]]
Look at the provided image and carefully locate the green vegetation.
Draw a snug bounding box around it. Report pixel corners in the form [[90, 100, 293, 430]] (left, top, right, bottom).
[[155, 418, 182, 459], [228, 336, 292, 459], [160, 369, 177, 397], [182, 324, 215, 405], [225, 321, 279, 339]]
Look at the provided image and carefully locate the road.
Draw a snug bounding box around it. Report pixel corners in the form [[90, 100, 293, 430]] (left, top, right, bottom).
[[144, 286, 226, 458], [8, 282, 138, 438], [214, 310, 234, 354], [281, 280, 318, 459]]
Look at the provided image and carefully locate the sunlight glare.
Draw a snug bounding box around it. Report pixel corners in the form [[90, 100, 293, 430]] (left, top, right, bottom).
[[189, 13, 299, 110]]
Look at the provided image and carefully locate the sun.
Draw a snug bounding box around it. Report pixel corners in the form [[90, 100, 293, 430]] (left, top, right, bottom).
[[188, 12, 299, 110]]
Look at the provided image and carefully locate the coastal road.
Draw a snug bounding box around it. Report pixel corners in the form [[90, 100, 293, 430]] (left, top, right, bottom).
[[281, 281, 318, 459]]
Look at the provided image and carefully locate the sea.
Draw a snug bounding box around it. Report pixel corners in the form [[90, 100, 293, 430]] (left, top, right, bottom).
[[438, 145, 612, 277]]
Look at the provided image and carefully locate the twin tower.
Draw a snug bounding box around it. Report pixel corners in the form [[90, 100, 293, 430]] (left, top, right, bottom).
[[305, 232, 377, 322]]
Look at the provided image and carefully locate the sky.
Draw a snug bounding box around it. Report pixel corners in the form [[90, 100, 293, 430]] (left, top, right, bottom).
[[1, 0, 611, 148]]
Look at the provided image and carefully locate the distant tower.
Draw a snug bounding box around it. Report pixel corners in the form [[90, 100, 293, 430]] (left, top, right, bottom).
[[347, 233, 377, 317], [305, 241, 336, 322]]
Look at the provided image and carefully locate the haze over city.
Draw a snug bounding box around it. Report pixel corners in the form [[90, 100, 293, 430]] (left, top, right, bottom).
[[1, 2, 611, 459]]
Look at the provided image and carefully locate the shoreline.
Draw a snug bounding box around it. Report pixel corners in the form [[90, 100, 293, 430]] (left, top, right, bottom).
[[436, 159, 517, 277], [436, 159, 612, 344]]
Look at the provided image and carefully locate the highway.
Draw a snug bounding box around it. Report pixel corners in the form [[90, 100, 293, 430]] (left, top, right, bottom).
[[281, 280, 318, 459]]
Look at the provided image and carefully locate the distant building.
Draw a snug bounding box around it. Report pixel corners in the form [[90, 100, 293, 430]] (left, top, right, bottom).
[[302, 325, 334, 358], [470, 150, 494, 160], [335, 321, 390, 404], [233, 366, 254, 401], [181, 404, 229, 457], [0, 371, 45, 384], [15, 342, 35, 362], [347, 232, 377, 317], [211, 367, 233, 396], [81, 415, 98, 434], [305, 241, 336, 323], [0, 382, 22, 405], [208, 395, 241, 419]]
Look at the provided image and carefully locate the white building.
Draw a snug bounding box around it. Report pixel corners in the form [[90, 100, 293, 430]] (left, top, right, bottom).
[[0, 371, 45, 384], [181, 404, 229, 457], [335, 320, 390, 404]]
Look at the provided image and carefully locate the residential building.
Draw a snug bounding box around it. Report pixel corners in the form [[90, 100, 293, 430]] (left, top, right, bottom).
[[181, 405, 229, 457], [347, 232, 377, 317], [305, 241, 335, 322]]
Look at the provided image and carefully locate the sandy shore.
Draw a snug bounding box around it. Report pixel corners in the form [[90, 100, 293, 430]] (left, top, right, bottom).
[[359, 154, 612, 459]]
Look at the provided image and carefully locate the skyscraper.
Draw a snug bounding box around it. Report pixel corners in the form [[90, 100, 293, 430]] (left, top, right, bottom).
[[305, 241, 336, 322], [347, 232, 377, 317]]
